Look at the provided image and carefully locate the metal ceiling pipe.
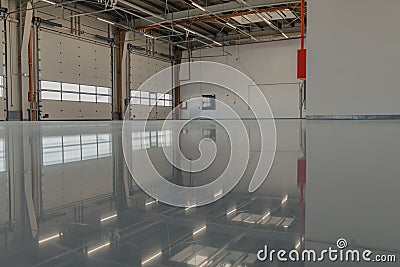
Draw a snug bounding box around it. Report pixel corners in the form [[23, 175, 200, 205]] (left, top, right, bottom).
[[115, 2, 225, 49], [138, 0, 302, 26], [137, 6, 289, 31], [235, 0, 289, 38], [300, 0, 305, 49], [178, 0, 260, 42]]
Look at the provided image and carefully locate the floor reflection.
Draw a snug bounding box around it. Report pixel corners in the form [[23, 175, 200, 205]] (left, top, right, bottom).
[[1, 119, 397, 266]]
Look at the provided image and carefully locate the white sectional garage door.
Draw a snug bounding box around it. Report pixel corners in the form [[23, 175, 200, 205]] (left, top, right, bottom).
[[129, 54, 172, 120], [38, 29, 112, 120]]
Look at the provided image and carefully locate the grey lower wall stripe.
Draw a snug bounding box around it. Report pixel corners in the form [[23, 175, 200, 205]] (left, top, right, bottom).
[[306, 115, 400, 120]]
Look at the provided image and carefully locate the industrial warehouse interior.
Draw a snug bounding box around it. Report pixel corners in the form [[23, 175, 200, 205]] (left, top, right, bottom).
[[0, 0, 399, 266]]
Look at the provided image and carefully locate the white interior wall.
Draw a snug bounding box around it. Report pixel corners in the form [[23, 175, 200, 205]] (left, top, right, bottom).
[[306, 121, 400, 252], [181, 40, 301, 119], [307, 0, 400, 116]]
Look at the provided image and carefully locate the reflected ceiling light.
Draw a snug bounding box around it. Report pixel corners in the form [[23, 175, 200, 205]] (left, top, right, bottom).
[[199, 261, 209, 267], [260, 16, 272, 25], [142, 251, 162, 265], [87, 242, 110, 255], [226, 208, 237, 216], [261, 212, 271, 220], [226, 22, 237, 29], [191, 1, 206, 12], [295, 241, 301, 250], [281, 195, 289, 204], [185, 204, 196, 211], [42, 0, 56, 4], [97, 17, 115, 25], [39, 233, 62, 244], [193, 225, 207, 236], [145, 200, 157, 206], [282, 32, 289, 39], [214, 190, 223, 198], [100, 213, 117, 222]]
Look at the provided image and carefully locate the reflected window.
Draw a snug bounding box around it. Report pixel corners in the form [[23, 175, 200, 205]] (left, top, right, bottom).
[[42, 136, 63, 165], [42, 134, 112, 166], [202, 95, 216, 110], [0, 139, 6, 172], [131, 130, 172, 150]]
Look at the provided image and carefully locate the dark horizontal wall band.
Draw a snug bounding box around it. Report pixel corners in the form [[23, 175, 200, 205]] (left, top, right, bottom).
[[307, 115, 400, 120]]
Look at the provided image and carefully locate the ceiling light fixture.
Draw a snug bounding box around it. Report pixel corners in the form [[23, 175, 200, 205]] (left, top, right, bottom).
[[191, 1, 206, 12], [226, 22, 237, 29], [282, 32, 289, 39], [185, 28, 197, 35], [42, 0, 56, 4], [97, 17, 115, 25], [144, 33, 155, 39], [213, 40, 223, 46]]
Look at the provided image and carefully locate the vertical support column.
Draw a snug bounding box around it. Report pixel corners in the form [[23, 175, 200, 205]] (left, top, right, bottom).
[[172, 48, 182, 120], [0, 10, 7, 121], [5, 1, 22, 120], [114, 30, 128, 120], [21, 1, 34, 121], [22, 124, 38, 238]]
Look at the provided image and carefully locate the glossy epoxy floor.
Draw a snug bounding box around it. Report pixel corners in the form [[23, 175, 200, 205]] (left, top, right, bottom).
[[0, 120, 399, 266]]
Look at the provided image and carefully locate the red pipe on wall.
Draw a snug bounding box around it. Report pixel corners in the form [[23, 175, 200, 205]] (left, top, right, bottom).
[[301, 0, 305, 50], [297, 0, 306, 80]]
